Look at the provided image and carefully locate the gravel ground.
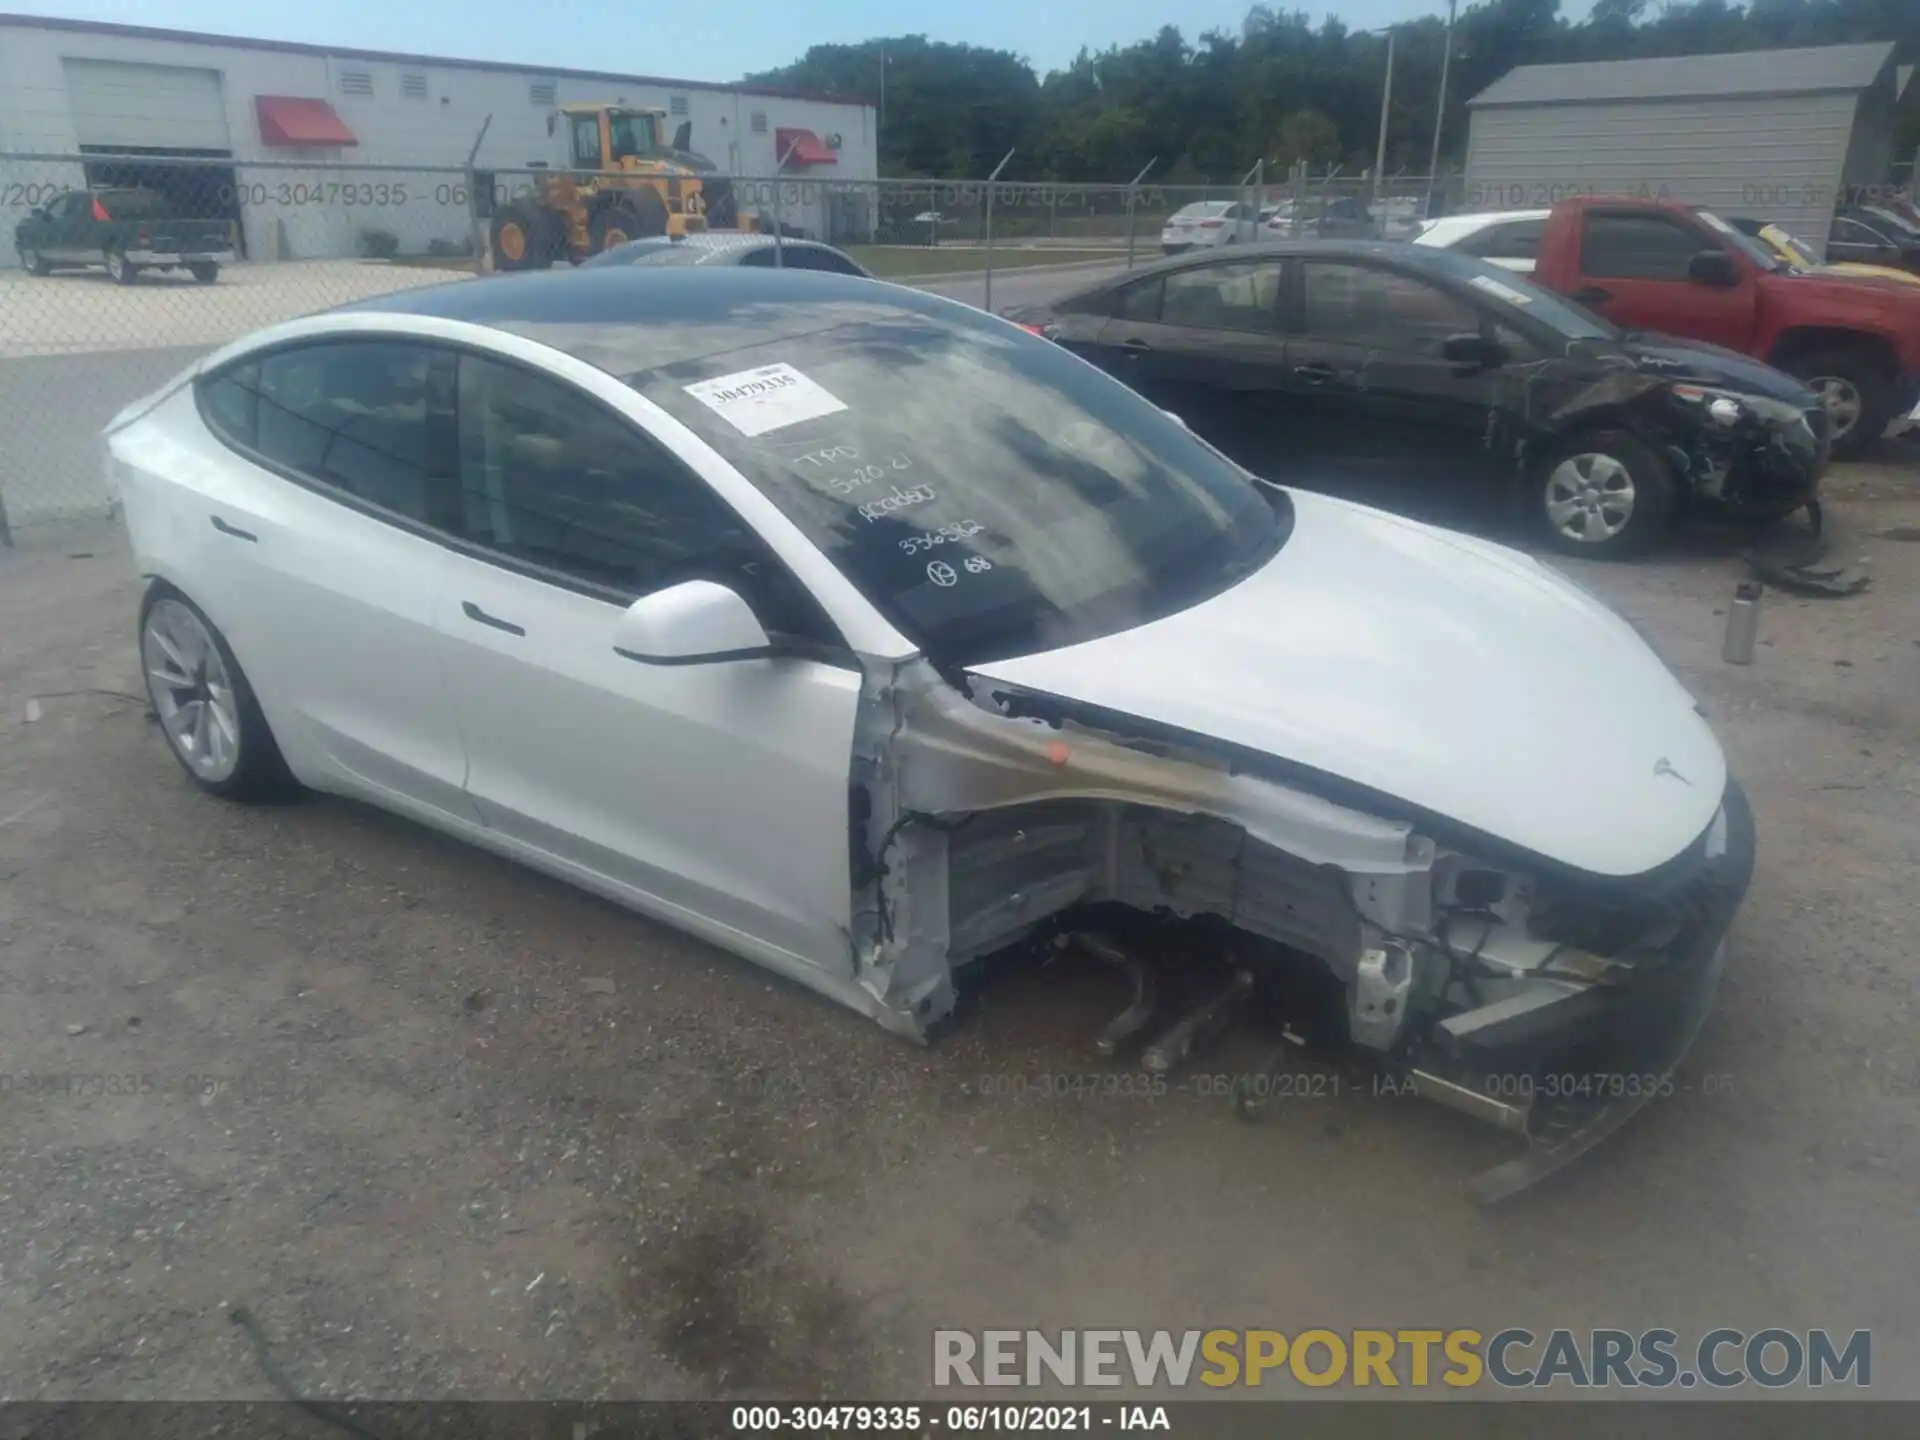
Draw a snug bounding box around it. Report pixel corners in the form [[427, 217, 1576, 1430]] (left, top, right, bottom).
[[0, 457, 1916, 1402]]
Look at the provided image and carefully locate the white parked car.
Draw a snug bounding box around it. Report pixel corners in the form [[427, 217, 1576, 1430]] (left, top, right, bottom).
[[1413, 209, 1550, 271], [1160, 201, 1261, 252], [107, 267, 1753, 1198]]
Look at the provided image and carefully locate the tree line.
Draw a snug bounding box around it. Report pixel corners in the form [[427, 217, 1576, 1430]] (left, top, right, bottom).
[[746, 0, 1920, 184]]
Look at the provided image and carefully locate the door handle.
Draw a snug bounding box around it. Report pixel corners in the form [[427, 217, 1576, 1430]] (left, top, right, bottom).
[[209, 514, 257, 542], [1292, 363, 1340, 385], [461, 600, 526, 636], [1120, 337, 1153, 353], [1570, 286, 1613, 305]]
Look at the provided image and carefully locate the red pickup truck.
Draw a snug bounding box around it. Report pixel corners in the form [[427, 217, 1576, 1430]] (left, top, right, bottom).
[[1529, 197, 1920, 458]]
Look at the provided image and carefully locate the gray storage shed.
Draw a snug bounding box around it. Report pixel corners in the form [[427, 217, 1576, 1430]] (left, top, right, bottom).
[[1464, 43, 1905, 257]]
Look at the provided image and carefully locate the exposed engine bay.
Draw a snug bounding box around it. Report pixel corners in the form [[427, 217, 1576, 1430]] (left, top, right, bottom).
[[844, 658, 1752, 1201]]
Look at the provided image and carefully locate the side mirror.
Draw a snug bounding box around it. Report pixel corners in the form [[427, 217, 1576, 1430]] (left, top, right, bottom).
[[1441, 332, 1503, 369], [1687, 249, 1741, 287], [612, 580, 772, 666]]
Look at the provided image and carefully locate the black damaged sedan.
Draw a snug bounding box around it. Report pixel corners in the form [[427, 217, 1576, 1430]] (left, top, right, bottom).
[[1007, 242, 1827, 556]]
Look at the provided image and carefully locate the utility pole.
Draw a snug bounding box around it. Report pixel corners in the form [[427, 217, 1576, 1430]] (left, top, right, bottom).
[[878, 48, 886, 168], [1424, 0, 1457, 217], [1373, 28, 1395, 207]]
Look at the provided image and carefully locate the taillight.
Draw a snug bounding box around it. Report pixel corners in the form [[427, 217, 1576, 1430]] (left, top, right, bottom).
[[1015, 322, 1057, 340], [1199, 220, 1224, 229], [136, 226, 150, 245], [91, 196, 111, 222]]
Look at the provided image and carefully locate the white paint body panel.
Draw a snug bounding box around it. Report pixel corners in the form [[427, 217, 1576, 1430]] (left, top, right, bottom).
[[971, 490, 1726, 878]]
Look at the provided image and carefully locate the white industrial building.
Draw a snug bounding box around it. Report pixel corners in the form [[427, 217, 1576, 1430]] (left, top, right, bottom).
[[0, 12, 878, 267]]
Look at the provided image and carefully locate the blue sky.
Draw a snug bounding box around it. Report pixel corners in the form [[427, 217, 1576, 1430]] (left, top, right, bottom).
[[7, 0, 1485, 83]]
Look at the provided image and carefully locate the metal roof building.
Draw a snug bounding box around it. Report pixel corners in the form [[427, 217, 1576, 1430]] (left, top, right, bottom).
[[1464, 42, 1908, 255]]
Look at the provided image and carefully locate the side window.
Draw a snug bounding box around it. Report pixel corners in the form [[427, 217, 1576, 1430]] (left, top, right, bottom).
[[738, 246, 863, 275], [251, 342, 448, 522], [1460, 218, 1544, 261], [571, 115, 601, 169], [1831, 219, 1883, 247], [454, 355, 830, 637], [198, 361, 260, 447], [1160, 262, 1281, 334], [1579, 213, 1711, 280], [1113, 277, 1164, 322], [1300, 263, 1477, 354]]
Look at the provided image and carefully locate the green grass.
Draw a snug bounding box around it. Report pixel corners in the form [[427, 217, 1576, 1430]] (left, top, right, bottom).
[[846, 245, 1128, 279]]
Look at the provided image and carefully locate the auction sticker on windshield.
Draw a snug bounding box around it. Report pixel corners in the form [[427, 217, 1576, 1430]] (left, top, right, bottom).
[[684, 362, 848, 437]]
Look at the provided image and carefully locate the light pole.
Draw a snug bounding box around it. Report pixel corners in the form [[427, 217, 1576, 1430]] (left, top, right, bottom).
[[1373, 27, 1395, 207], [1424, 0, 1457, 216]]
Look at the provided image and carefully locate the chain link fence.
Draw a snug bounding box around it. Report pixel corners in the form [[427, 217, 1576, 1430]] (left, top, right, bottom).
[[0, 148, 1461, 539]]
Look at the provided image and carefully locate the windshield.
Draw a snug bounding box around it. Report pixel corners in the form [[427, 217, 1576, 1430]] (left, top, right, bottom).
[[614, 296, 1284, 664], [1415, 249, 1619, 341], [608, 112, 659, 159]]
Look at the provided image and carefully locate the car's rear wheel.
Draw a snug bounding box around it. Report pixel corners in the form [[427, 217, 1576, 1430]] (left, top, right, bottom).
[[1785, 347, 1894, 460], [1529, 430, 1673, 558], [105, 248, 138, 285], [188, 261, 219, 284], [140, 589, 293, 800], [18, 244, 51, 276]]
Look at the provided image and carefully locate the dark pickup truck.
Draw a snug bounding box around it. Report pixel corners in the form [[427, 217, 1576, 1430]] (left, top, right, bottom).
[[14, 187, 234, 284]]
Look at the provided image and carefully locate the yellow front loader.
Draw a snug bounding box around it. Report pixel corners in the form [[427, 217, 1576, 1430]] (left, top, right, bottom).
[[490, 104, 710, 269]]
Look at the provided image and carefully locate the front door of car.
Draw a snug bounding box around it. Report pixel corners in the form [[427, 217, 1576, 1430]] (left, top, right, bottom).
[[1280, 260, 1511, 511], [1088, 259, 1287, 465], [46, 191, 93, 260], [1566, 209, 1758, 351], [433, 351, 862, 976], [191, 340, 478, 823]]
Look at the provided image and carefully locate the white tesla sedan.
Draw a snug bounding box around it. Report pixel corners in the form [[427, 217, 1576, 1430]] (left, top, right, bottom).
[[107, 267, 1753, 1198]]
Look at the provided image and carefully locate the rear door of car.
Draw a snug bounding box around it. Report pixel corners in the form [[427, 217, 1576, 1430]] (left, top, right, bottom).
[[1564, 208, 1757, 351], [428, 348, 863, 978], [190, 339, 479, 822], [1081, 258, 1288, 460], [1275, 258, 1514, 502], [47, 191, 96, 261]]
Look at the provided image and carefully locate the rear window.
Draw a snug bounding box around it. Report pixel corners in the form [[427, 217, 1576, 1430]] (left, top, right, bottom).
[[555, 296, 1286, 664], [1456, 218, 1544, 261]]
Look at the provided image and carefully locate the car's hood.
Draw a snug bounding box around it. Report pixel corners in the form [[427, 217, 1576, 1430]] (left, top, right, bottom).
[[1611, 334, 1812, 404], [969, 490, 1725, 879]]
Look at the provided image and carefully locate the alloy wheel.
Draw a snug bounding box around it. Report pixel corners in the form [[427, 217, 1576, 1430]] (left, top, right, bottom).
[[1544, 452, 1636, 545], [1810, 375, 1863, 441], [142, 598, 242, 782]]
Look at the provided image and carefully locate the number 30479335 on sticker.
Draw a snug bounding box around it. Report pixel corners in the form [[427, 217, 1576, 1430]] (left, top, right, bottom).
[[683, 362, 848, 437]]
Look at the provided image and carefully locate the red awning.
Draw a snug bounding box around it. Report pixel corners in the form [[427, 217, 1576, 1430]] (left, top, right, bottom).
[[775, 127, 835, 166], [255, 96, 358, 148]]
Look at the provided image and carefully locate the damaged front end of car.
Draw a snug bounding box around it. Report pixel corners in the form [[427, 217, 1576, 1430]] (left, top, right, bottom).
[[839, 658, 1754, 1202]]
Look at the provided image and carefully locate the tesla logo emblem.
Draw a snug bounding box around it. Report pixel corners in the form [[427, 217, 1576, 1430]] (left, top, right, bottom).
[[927, 561, 958, 587], [1653, 758, 1691, 786]]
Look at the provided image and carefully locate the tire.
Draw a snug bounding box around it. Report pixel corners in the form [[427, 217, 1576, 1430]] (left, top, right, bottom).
[[105, 248, 138, 285], [188, 261, 219, 284], [591, 189, 668, 253], [18, 244, 51, 276], [1782, 347, 1895, 460], [139, 586, 295, 801], [490, 202, 555, 271], [1527, 429, 1674, 558]]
